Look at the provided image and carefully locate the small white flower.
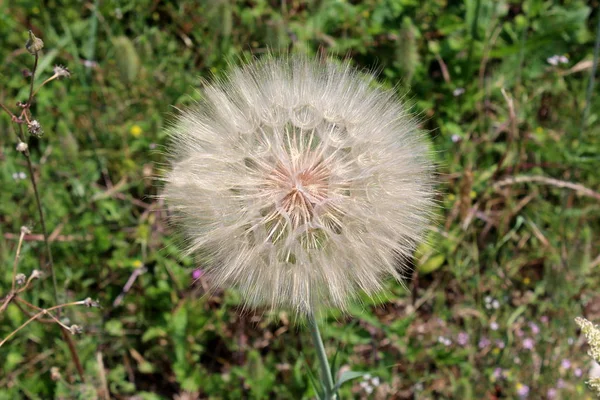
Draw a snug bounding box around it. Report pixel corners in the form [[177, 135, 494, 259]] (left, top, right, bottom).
[[547, 55, 569, 66], [490, 321, 499, 331], [16, 142, 28, 152], [12, 172, 27, 180], [452, 87, 465, 97], [83, 60, 98, 68]]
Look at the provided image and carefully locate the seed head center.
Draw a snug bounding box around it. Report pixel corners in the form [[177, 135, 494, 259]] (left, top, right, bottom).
[[269, 156, 330, 227]]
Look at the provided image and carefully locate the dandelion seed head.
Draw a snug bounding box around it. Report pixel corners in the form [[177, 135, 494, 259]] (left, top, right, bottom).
[[53, 65, 71, 79], [163, 55, 435, 315]]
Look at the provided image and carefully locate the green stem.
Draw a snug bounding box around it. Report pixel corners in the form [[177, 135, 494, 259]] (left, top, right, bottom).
[[308, 312, 335, 399], [580, 12, 600, 139], [16, 124, 59, 303]]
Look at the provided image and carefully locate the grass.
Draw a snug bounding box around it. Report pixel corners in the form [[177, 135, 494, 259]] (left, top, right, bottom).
[[1, 0, 599, 399]]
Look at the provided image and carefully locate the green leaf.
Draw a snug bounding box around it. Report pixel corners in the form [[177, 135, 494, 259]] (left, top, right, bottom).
[[418, 254, 446, 274], [302, 355, 325, 400], [333, 371, 368, 392]]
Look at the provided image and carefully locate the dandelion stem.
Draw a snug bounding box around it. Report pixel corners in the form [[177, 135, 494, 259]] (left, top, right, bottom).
[[308, 312, 335, 399]]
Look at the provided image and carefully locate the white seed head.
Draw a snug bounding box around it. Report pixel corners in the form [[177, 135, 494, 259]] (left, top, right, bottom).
[[163, 56, 435, 315], [15, 273, 26, 286], [16, 142, 28, 152], [27, 120, 43, 137], [53, 64, 71, 79]]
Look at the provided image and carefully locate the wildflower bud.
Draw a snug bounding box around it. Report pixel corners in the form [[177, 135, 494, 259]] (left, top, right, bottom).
[[69, 324, 83, 335], [50, 367, 61, 381], [27, 120, 43, 137], [16, 142, 28, 153], [53, 65, 71, 79], [15, 273, 26, 286], [83, 297, 100, 308], [25, 30, 44, 55], [20, 226, 31, 235], [30, 269, 41, 280]]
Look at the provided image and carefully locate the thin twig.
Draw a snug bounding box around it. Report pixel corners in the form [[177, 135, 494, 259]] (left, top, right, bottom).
[[26, 54, 38, 106], [113, 266, 147, 307], [494, 175, 600, 201], [31, 74, 61, 98], [10, 53, 87, 382], [3, 232, 93, 242], [97, 351, 110, 400], [0, 300, 88, 348], [11, 229, 27, 292], [16, 124, 59, 301], [0, 102, 18, 120]]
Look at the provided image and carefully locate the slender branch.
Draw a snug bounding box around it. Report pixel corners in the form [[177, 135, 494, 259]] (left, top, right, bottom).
[[11, 229, 27, 292], [0, 299, 89, 348], [0, 311, 43, 348], [32, 74, 59, 98], [0, 102, 18, 120], [308, 312, 335, 399], [493, 175, 600, 201], [9, 52, 87, 381], [27, 54, 38, 107], [16, 124, 59, 302]]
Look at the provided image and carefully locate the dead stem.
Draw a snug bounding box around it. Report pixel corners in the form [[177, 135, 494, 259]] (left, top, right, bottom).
[[494, 175, 600, 201]]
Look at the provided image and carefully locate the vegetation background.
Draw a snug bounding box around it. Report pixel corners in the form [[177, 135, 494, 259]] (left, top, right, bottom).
[[1, 0, 599, 398]]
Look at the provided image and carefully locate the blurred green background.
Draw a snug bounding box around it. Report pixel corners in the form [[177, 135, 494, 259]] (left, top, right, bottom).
[[1, 0, 599, 398]]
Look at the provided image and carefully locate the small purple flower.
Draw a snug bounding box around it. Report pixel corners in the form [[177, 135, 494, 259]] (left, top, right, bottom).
[[516, 383, 530, 398], [516, 328, 525, 338], [522, 337, 534, 350], [451, 134, 461, 143], [493, 368, 504, 379], [495, 339, 505, 349], [547, 388, 557, 399], [490, 321, 499, 331], [557, 379, 565, 389], [560, 359, 571, 370], [479, 337, 491, 349], [540, 315, 549, 324], [529, 322, 540, 335], [192, 268, 204, 280], [574, 368, 582, 377], [457, 332, 469, 346]]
